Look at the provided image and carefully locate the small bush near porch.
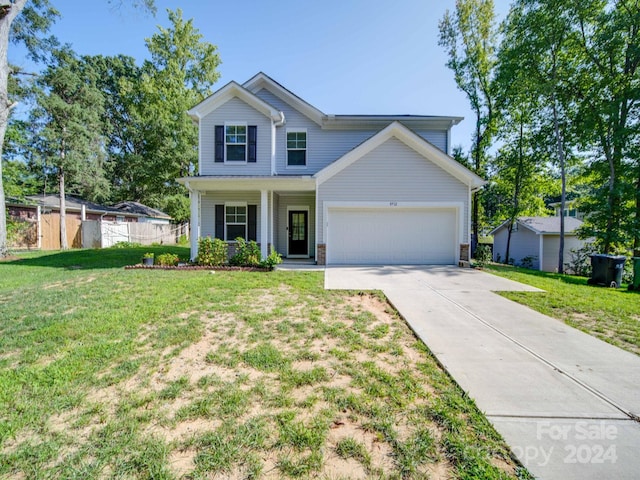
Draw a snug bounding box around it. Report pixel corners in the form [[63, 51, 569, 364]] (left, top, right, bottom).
[[0, 248, 527, 479]]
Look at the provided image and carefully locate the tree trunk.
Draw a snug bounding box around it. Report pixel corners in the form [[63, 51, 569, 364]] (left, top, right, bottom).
[[59, 165, 68, 250], [551, 79, 566, 274], [634, 172, 640, 257], [0, 0, 28, 257], [505, 224, 513, 265]]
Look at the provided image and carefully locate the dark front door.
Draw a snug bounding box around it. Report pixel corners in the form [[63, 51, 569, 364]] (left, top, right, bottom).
[[288, 210, 308, 256]]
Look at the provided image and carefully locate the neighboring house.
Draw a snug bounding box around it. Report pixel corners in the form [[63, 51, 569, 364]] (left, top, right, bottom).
[[113, 201, 172, 224], [548, 200, 584, 220], [26, 194, 141, 222], [178, 72, 485, 265], [491, 216, 586, 272], [7, 195, 175, 249]]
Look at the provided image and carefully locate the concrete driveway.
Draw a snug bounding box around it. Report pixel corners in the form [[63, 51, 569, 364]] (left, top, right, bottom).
[[325, 266, 640, 480]]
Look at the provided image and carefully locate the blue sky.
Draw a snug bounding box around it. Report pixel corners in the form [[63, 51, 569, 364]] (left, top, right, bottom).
[[11, 0, 510, 152]]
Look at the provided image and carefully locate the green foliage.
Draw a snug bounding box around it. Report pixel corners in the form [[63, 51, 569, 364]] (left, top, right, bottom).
[[30, 47, 110, 203], [260, 247, 283, 270], [156, 252, 179, 266], [6, 217, 33, 245], [111, 241, 142, 249], [565, 243, 596, 277], [196, 236, 227, 266], [230, 237, 261, 266], [142, 252, 154, 259], [177, 234, 188, 246], [473, 244, 492, 266]]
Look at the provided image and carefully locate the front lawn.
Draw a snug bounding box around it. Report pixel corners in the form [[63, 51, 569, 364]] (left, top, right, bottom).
[[485, 264, 640, 356], [0, 248, 527, 479]]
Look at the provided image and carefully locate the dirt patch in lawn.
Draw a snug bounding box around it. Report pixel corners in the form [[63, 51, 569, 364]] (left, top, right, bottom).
[[14, 288, 521, 479]]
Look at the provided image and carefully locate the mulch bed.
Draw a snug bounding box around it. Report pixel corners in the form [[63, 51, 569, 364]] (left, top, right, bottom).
[[124, 264, 272, 272]]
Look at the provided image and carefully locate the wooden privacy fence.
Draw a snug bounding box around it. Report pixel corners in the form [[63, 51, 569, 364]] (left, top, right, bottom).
[[40, 212, 82, 250]]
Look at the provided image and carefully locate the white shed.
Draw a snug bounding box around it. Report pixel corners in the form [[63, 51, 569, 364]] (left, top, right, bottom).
[[491, 217, 586, 272]]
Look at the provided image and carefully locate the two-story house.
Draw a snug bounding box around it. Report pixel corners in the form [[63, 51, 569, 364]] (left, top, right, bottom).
[[178, 73, 485, 265]]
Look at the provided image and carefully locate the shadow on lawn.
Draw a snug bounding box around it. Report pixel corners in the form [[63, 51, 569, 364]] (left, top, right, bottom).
[[5, 246, 191, 270]]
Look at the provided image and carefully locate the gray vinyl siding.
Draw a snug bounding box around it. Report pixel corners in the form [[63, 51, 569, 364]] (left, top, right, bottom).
[[542, 235, 584, 272], [317, 138, 469, 242], [200, 192, 264, 240], [492, 226, 540, 269], [199, 97, 272, 176], [274, 193, 316, 257], [254, 89, 448, 175]]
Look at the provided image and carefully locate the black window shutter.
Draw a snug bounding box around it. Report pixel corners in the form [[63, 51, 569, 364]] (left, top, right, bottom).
[[247, 126, 257, 163], [248, 205, 257, 241], [215, 204, 224, 239], [215, 125, 224, 162]]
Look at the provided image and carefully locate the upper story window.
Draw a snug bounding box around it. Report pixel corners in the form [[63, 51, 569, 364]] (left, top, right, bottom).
[[287, 130, 307, 167], [225, 124, 247, 161], [215, 125, 257, 163]]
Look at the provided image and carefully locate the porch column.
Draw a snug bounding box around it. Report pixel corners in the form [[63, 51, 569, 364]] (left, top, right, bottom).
[[260, 189, 268, 258], [190, 189, 200, 261]]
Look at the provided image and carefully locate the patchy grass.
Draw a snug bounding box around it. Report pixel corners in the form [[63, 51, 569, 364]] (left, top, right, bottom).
[[0, 249, 529, 479], [485, 264, 640, 356]]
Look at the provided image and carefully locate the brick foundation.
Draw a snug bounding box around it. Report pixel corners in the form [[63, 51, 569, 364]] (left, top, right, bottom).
[[317, 244, 326, 265]]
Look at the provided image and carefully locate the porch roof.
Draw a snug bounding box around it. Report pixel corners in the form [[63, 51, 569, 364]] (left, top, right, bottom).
[[177, 175, 316, 192]]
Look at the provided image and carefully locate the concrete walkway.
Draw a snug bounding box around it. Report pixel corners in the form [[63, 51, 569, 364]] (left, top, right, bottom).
[[325, 266, 640, 480]]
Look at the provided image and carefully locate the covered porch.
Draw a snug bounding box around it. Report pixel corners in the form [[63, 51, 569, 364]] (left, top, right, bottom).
[[178, 176, 317, 261]]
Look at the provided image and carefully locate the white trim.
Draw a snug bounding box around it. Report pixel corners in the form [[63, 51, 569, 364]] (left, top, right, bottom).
[[260, 190, 269, 258], [314, 121, 485, 189], [198, 118, 202, 174], [286, 205, 310, 258], [269, 191, 274, 249], [270, 122, 276, 175], [285, 128, 308, 170], [224, 122, 248, 164], [243, 73, 324, 126], [323, 201, 463, 264], [188, 81, 284, 124], [224, 202, 248, 241], [539, 234, 544, 271]]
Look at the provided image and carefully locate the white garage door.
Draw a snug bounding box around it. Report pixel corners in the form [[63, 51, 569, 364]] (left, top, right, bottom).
[[327, 207, 457, 265]]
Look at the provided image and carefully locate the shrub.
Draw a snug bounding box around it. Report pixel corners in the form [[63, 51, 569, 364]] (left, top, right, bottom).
[[111, 241, 142, 248], [565, 242, 596, 276], [196, 236, 228, 266], [230, 237, 261, 266], [473, 244, 492, 267], [142, 252, 154, 259], [156, 253, 180, 266], [519, 255, 537, 269], [260, 248, 283, 270], [177, 234, 189, 246]]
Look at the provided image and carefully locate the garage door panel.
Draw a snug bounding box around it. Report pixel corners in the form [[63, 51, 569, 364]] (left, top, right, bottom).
[[327, 208, 456, 265]]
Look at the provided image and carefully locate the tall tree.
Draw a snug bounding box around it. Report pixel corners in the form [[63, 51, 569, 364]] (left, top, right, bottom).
[[500, 0, 579, 273], [30, 47, 108, 249], [131, 8, 220, 221], [439, 0, 499, 252], [0, 0, 155, 256], [571, 0, 640, 255], [0, 0, 58, 256]]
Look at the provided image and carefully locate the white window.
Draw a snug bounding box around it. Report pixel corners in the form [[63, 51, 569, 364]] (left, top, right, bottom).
[[287, 130, 307, 166], [225, 124, 247, 161], [225, 203, 247, 240]]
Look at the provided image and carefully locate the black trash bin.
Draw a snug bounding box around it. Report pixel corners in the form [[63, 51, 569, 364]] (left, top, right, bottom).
[[587, 254, 626, 288]]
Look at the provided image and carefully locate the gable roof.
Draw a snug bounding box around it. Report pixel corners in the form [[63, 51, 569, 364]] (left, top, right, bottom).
[[187, 80, 285, 124], [243, 72, 325, 126], [113, 201, 171, 220], [491, 216, 583, 235], [25, 194, 137, 217], [314, 121, 486, 189]]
